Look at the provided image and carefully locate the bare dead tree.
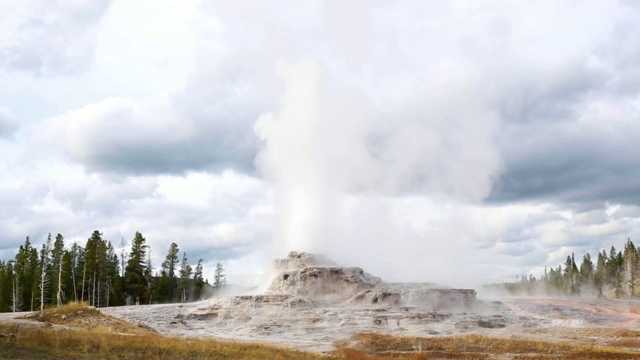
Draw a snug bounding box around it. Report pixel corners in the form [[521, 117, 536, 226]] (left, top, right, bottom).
[[56, 256, 63, 306]]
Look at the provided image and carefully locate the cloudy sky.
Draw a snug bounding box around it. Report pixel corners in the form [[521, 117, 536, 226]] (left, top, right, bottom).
[[1, 0, 639, 287]]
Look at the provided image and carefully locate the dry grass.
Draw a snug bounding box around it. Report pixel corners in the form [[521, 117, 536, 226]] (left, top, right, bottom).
[[608, 338, 640, 348], [0, 324, 337, 359], [333, 333, 640, 360], [1, 302, 336, 360], [19, 301, 152, 335]]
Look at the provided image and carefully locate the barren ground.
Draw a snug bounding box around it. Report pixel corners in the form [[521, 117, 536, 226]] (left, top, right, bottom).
[[99, 296, 640, 355]]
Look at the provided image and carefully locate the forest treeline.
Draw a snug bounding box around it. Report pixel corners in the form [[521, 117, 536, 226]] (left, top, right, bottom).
[[492, 238, 640, 298], [0, 230, 227, 312]]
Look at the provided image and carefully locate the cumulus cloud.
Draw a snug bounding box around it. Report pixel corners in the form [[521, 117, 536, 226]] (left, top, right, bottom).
[[0, 107, 18, 137], [35, 93, 259, 174], [0, 164, 272, 283], [0, 0, 111, 76], [4, 0, 640, 287]]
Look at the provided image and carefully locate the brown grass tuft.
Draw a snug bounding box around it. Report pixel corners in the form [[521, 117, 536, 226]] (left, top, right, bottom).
[[334, 332, 640, 360]]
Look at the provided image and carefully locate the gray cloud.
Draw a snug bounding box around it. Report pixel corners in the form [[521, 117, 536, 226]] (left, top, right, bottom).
[[491, 100, 640, 207], [37, 91, 262, 175], [489, 3, 640, 208]]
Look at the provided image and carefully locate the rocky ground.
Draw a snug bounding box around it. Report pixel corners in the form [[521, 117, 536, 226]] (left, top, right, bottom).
[[100, 252, 640, 354]]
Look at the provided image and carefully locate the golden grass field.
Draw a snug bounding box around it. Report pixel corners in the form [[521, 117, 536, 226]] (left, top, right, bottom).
[[2, 302, 640, 359]]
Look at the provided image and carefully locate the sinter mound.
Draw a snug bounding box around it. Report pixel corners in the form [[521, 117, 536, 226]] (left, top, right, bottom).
[[102, 251, 481, 353], [100, 252, 640, 354], [266, 251, 475, 308]]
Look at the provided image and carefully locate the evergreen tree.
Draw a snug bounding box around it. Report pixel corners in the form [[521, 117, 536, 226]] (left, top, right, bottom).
[[51, 234, 65, 306], [178, 252, 192, 302], [0, 261, 8, 312], [38, 233, 52, 311], [61, 249, 74, 303], [192, 259, 205, 301], [108, 243, 124, 306], [579, 253, 594, 291], [15, 237, 38, 311], [84, 230, 106, 307], [101, 241, 119, 307], [160, 243, 179, 302], [4, 261, 18, 312], [608, 246, 619, 284], [7, 261, 20, 312], [563, 254, 578, 295], [124, 232, 148, 304], [144, 249, 154, 304], [595, 251, 607, 297], [213, 262, 226, 294], [623, 239, 637, 297], [615, 272, 624, 299]]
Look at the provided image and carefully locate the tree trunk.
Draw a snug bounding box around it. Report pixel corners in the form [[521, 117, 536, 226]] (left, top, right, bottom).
[[81, 261, 86, 303], [92, 273, 96, 307], [57, 258, 63, 306], [72, 254, 77, 302], [12, 276, 17, 312], [97, 274, 100, 308], [106, 281, 110, 307]]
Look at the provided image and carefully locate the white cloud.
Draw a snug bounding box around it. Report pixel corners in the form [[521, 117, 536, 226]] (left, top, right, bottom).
[[2, 0, 640, 289], [0, 0, 111, 75], [0, 107, 18, 137]]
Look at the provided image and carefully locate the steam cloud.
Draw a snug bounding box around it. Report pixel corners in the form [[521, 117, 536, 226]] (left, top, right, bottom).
[[254, 62, 373, 254], [253, 56, 502, 286], [244, 0, 625, 286]]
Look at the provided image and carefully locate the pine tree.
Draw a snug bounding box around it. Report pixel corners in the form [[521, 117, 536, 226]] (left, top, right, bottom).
[[51, 234, 65, 306], [623, 239, 637, 297], [563, 255, 578, 295], [100, 241, 119, 307], [144, 249, 154, 304], [75, 243, 85, 303], [178, 252, 192, 302], [124, 232, 148, 304], [39, 233, 52, 311], [192, 259, 205, 301], [161, 243, 179, 302], [84, 230, 106, 307], [579, 253, 594, 291], [615, 272, 624, 299], [213, 262, 226, 295], [0, 261, 8, 312], [595, 251, 607, 297], [5, 261, 19, 312], [608, 246, 619, 285], [8, 261, 21, 312], [15, 237, 37, 311], [61, 249, 74, 303]]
